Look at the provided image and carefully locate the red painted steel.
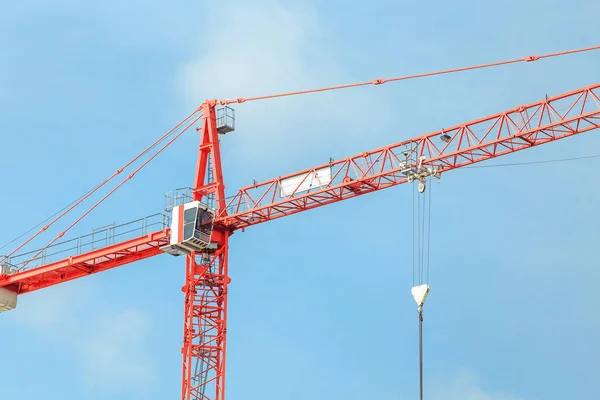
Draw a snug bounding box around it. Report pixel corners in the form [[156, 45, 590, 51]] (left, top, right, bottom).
[[181, 244, 230, 400], [218, 84, 600, 230], [182, 101, 231, 400], [0, 109, 202, 266], [0, 230, 228, 294], [0, 230, 169, 294], [178, 205, 185, 243]]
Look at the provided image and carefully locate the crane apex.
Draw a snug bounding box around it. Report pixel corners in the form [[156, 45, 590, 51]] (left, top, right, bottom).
[[411, 284, 430, 307]]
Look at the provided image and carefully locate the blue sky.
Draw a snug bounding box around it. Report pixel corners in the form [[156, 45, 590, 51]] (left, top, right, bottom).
[[1, 1, 599, 399]]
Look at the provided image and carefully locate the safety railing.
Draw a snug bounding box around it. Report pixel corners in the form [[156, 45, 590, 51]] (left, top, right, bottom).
[[164, 188, 196, 212], [165, 187, 239, 217], [3, 213, 170, 271]]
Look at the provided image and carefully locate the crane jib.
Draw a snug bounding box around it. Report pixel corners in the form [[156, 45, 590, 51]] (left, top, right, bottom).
[[1, 83, 599, 300]]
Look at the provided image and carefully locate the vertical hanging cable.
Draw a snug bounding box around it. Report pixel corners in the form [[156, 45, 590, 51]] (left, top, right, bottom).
[[412, 179, 416, 286], [411, 170, 434, 400], [413, 176, 434, 286], [417, 187, 421, 284], [426, 176, 432, 284], [419, 188, 427, 283]]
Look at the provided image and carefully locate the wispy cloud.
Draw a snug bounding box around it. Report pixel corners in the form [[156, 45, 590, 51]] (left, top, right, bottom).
[[177, 1, 393, 168], [4, 284, 83, 330], [5, 286, 155, 391]]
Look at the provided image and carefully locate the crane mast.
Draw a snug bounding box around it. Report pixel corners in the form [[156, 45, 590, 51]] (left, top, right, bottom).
[[1, 82, 599, 400], [181, 101, 232, 400]]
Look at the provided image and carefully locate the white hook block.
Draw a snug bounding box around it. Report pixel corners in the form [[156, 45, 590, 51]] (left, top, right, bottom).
[[411, 284, 430, 307]]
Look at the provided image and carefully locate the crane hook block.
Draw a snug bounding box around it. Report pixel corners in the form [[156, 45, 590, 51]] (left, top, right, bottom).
[[160, 201, 216, 256], [411, 284, 430, 308]]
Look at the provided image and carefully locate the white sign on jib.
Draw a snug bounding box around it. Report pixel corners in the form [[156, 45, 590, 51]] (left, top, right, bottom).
[[279, 166, 332, 198]]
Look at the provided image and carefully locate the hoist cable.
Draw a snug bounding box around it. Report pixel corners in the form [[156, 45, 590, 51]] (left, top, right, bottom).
[[412, 184, 416, 286], [1, 109, 202, 265], [427, 177, 432, 285], [17, 112, 203, 271], [421, 189, 426, 283], [410, 177, 433, 400], [417, 189, 422, 284]]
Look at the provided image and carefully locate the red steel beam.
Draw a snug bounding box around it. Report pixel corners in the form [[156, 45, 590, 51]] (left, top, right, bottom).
[[218, 84, 600, 230], [4, 84, 599, 297], [0, 230, 170, 294], [183, 100, 230, 400], [0, 228, 230, 296]]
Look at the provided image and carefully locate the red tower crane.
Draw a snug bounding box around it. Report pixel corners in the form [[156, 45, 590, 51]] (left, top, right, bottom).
[[1, 46, 600, 400]]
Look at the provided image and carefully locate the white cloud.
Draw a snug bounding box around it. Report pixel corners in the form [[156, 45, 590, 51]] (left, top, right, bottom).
[[179, 3, 322, 102], [430, 371, 524, 400], [5, 286, 155, 391], [177, 1, 393, 167]]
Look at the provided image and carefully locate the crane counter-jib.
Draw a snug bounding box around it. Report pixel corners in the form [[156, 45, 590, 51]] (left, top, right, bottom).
[[0, 230, 170, 299]]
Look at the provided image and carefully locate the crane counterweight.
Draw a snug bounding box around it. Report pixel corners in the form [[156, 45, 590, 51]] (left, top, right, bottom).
[[0, 262, 17, 311], [0, 287, 17, 312]]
